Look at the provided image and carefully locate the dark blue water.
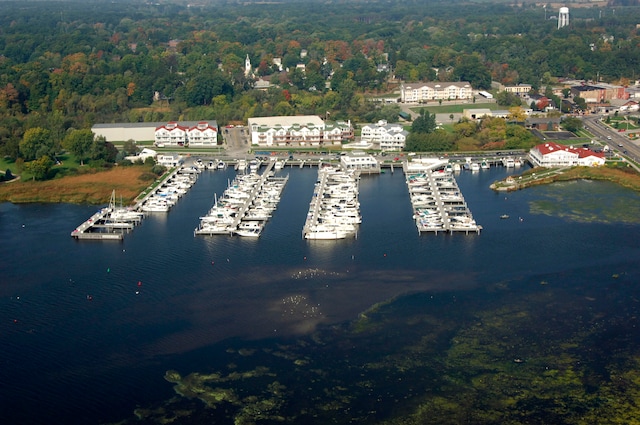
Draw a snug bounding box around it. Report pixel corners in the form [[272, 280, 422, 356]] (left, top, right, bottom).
[[1, 166, 639, 424]]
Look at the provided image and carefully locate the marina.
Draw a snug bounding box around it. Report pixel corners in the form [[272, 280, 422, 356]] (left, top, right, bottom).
[[71, 166, 199, 240], [194, 160, 288, 237], [303, 166, 361, 240], [404, 159, 482, 235]]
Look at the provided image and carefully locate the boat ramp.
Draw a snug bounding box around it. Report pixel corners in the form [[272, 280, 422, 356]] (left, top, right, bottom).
[[404, 159, 481, 235], [194, 160, 288, 237], [302, 166, 361, 240]]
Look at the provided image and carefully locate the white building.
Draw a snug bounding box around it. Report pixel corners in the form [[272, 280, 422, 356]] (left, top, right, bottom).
[[156, 154, 184, 167], [154, 122, 188, 147], [154, 121, 218, 147], [340, 151, 380, 172], [124, 148, 157, 163], [529, 142, 605, 167], [248, 115, 353, 148], [360, 120, 408, 151], [187, 121, 218, 146], [401, 82, 473, 103]]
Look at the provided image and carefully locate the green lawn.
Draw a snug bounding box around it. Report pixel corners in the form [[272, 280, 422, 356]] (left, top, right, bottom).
[[410, 102, 500, 114]]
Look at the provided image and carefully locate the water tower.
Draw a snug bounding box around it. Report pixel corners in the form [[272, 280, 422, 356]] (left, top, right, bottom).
[[558, 7, 569, 29]]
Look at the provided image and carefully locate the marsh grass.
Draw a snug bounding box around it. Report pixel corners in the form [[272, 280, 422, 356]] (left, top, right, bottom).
[[0, 166, 155, 204]]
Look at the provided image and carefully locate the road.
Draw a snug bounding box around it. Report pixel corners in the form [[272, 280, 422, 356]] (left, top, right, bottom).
[[581, 115, 640, 171]]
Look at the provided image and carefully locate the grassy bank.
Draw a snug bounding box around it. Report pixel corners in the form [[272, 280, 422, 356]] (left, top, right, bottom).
[[0, 166, 155, 204], [492, 164, 640, 192]]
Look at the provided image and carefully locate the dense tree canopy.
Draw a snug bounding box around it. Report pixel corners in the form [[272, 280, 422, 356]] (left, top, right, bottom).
[[1, 0, 639, 166]]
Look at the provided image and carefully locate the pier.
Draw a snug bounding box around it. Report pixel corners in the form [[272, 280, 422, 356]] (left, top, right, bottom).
[[195, 160, 288, 237], [302, 166, 361, 240], [71, 166, 198, 241], [403, 159, 481, 235]]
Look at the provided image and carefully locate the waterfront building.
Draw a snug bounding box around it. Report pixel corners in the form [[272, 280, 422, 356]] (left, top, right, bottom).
[[248, 115, 353, 148], [360, 120, 408, 151], [529, 142, 605, 167], [339, 151, 380, 172]]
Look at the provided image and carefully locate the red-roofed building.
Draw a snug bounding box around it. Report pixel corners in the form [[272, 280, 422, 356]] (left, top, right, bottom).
[[187, 122, 218, 146], [155, 122, 188, 147], [529, 142, 605, 167]]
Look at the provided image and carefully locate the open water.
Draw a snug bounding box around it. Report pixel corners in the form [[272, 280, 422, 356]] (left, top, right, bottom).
[[1, 165, 639, 424]]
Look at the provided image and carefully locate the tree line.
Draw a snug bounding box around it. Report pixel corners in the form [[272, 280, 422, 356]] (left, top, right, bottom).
[[1, 0, 640, 174]]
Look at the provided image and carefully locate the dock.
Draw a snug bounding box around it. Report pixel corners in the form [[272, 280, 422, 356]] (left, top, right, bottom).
[[71, 166, 198, 241], [302, 166, 361, 240], [195, 160, 288, 237], [404, 160, 481, 235]]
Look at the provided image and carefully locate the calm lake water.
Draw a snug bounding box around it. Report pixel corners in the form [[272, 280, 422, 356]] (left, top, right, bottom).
[[1, 165, 639, 424]]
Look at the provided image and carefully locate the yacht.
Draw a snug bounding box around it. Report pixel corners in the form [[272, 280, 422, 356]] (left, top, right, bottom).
[[235, 221, 263, 237], [481, 160, 490, 169]]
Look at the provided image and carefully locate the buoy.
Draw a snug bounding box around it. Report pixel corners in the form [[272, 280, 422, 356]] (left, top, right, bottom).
[[137, 281, 142, 287], [384, 253, 387, 257], [87, 295, 93, 301], [211, 261, 215, 265], [13, 319, 18, 324], [107, 268, 110, 273], [304, 256, 307, 260]]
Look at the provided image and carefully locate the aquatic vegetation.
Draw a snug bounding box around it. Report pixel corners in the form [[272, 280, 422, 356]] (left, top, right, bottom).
[[529, 180, 640, 224], [128, 266, 640, 425]]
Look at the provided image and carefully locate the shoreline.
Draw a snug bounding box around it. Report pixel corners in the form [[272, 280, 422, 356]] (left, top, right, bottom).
[[490, 164, 640, 192]]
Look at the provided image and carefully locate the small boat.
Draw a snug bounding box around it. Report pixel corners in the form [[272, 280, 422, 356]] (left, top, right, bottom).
[[216, 161, 226, 170], [481, 160, 490, 169], [500, 214, 510, 219]]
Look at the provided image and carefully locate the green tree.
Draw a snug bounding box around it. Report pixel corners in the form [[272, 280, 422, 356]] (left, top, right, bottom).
[[19, 127, 54, 161], [496, 91, 522, 107], [411, 108, 436, 134], [62, 129, 95, 165], [24, 155, 53, 180], [562, 116, 583, 133]]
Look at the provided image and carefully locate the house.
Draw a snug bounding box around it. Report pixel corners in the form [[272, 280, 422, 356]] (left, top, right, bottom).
[[360, 120, 408, 151], [248, 116, 353, 148], [528, 142, 605, 167], [401, 82, 473, 103]]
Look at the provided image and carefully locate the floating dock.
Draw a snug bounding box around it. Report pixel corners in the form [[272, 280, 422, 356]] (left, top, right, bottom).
[[195, 160, 288, 237], [404, 160, 481, 235], [71, 166, 198, 240], [302, 166, 361, 240]]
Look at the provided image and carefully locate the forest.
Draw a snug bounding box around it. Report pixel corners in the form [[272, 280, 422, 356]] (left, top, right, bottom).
[[2, 0, 640, 174]]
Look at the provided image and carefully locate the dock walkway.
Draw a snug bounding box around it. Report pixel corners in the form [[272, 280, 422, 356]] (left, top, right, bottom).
[[404, 161, 481, 235], [195, 161, 287, 237]]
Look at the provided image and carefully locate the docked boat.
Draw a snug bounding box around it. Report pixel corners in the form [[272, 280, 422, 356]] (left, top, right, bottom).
[[216, 161, 226, 170], [235, 221, 263, 237], [481, 160, 490, 169], [470, 162, 480, 171]]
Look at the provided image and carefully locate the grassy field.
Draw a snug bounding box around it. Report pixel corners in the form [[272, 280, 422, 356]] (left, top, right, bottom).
[[410, 102, 500, 114], [0, 166, 155, 204]]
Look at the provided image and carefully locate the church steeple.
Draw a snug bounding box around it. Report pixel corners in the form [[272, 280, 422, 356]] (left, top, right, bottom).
[[244, 54, 252, 77]]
